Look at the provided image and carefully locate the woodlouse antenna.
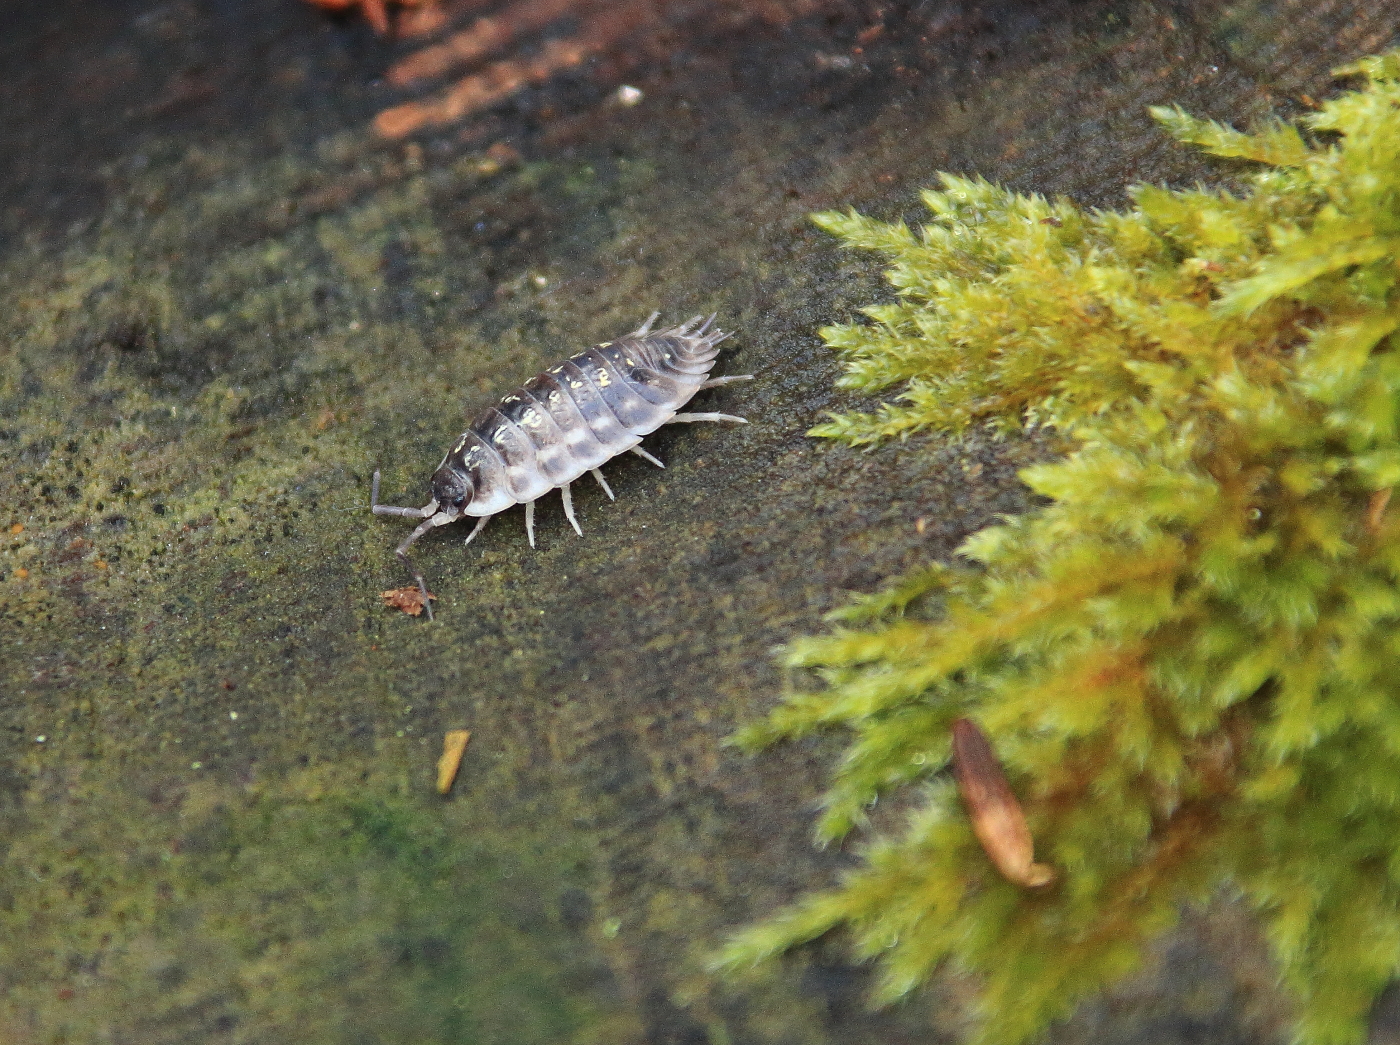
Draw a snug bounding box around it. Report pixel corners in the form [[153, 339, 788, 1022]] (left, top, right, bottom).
[[394, 520, 439, 621], [372, 469, 445, 621], [371, 470, 435, 520]]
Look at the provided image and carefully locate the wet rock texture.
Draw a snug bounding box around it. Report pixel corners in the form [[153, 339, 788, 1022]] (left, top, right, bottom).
[[0, 0, 1394, 1042]]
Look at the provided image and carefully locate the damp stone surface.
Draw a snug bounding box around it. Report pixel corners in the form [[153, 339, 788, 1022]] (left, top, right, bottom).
[[1, 1, 1396, 1042]]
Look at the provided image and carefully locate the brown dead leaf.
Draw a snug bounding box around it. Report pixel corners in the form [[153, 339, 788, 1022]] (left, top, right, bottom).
[[1367, 487, 1391, 534], [380, 586, 436, 616], [951, 718, 1055, 888]]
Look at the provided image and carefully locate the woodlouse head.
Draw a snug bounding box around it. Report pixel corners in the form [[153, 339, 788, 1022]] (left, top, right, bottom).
[[430, 465, 474, 515]]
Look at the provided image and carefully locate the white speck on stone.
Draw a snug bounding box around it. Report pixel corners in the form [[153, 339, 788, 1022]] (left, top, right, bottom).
[[616, 85, 643, 107]]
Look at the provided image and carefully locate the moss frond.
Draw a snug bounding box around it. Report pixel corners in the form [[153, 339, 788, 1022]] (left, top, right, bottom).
[[720, 50, 1400, 1045], [1150, 104, 1313, 167]]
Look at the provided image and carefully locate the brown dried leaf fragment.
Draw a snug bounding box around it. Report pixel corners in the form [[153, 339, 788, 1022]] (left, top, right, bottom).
[[380, 585, 436, 616], [376, 33, 594, 138], [951, 718, 1055, 888], [303, 0, 435, 36], [371, 0, 827, 139], [1366, 487, 1391, 534], [436, 729, 471, 794], [386, 0, 581, 88]]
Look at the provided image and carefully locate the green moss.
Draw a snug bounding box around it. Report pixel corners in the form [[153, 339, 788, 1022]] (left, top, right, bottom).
[[716, 51, 1400, 1045]]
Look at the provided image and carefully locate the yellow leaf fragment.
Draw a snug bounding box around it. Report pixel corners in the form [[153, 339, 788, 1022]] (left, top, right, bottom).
[[436, 729, 471, 794]]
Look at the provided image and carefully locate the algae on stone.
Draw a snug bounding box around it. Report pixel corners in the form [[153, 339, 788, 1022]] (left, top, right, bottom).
[[717, 50, 1400, 1045], [0, 762, 625, 1045]]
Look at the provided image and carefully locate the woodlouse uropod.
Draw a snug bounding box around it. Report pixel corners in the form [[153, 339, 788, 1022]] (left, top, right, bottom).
[[371, 313, 750, 619]]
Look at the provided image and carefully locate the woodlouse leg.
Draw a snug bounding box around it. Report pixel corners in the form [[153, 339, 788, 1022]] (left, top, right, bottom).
[[524, 500, 536, 548], [371, 470, 434, 519], [394, 512, 452, 623], [397, 548, 435, 622], [590, 468, 615, 500], [630, 446, 666, 468], [374, 469, 443, 620], [631, 311, 661, 337], [698, 375, 753, 389], [665, 412, 748, 424], [463, 515, 489, 547], [560, 482, 583, 537]]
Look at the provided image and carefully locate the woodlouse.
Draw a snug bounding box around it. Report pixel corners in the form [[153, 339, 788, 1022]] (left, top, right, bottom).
[[372, 313, 750, 619]]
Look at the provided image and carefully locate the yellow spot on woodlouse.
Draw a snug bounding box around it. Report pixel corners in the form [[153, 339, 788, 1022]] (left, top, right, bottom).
[[436, 729, 471, 794]]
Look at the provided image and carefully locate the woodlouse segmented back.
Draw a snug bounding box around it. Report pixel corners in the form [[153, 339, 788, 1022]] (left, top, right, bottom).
[[372, 313, 751, 618]]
